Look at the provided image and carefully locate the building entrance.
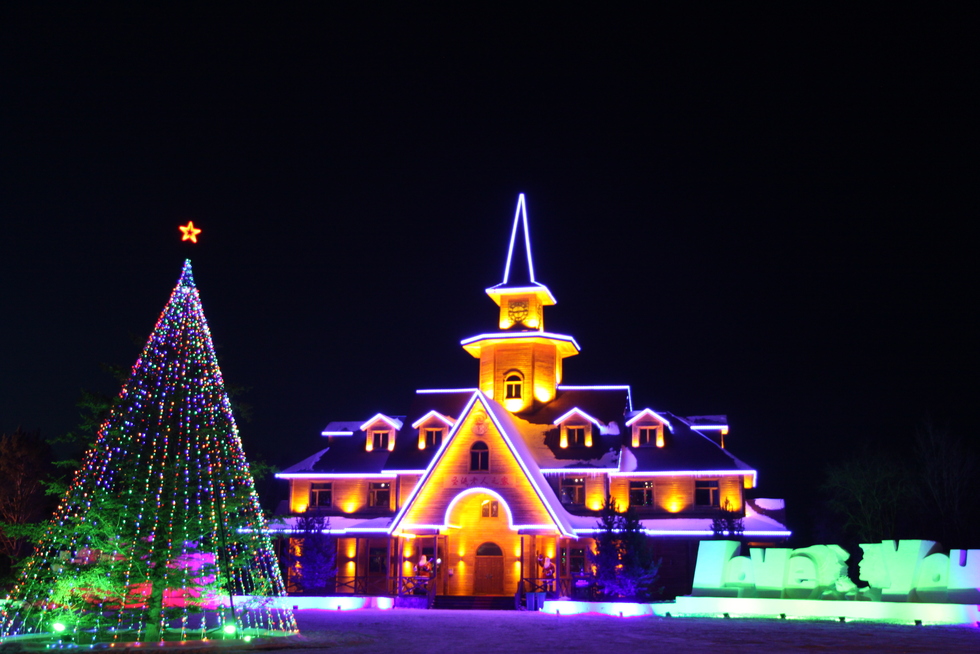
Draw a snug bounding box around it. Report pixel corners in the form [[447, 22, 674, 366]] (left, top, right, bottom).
[[473, 542, 505, 595]]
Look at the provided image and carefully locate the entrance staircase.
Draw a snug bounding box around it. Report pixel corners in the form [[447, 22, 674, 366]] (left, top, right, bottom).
[[432, 595, 516, 610]]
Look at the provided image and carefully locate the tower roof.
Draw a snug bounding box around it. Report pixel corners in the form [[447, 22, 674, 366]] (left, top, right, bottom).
[[485, 194, 556, 306]]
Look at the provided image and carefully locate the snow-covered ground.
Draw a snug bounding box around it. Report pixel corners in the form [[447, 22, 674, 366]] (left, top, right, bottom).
[[252, 608, 980, 653]]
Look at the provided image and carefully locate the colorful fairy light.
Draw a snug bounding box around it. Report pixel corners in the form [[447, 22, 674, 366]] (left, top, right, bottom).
[[0, 260, 296, 645]]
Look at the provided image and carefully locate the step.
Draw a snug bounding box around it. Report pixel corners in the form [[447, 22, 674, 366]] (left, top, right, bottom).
[[432, 595, 516, 610]]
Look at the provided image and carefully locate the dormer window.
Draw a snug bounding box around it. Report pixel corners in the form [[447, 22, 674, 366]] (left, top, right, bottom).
[[626, 409, 670, 448], [411, 410, 456, 450], [555, 408, 600, 448], [360, 414, 403, 452], [634, 424, 664, 447], [372, 429, 391, 451], [560, 424, 592, 448], [423, 428, 442, 449], [504, 373, 523, 400]]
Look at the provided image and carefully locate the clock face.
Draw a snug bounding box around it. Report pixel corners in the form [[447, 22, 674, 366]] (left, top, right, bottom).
[[508, 299, 529, 324]]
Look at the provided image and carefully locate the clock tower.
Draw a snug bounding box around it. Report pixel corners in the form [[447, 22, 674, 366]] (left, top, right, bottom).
[[461, 194, 580, 413]]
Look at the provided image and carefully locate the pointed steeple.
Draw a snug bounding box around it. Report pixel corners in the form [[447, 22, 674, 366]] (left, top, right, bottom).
[[501, 193, 536, 287], [462, 194, 579, 413], [485, 194, 556, 328]]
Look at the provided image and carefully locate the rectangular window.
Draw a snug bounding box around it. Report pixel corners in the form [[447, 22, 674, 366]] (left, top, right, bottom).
[[568, 547, 587, 575], [560, 477, 586, 505], [567, 427, 586, 446], [481, 499, 499, 518], [637, 427, 655, 446], [372, 430, 390, 450], [369, 547, 387, 574], [629, 480, 655, 507], [470, 444, 489, 471], [425, 428, 442, 448], [695, 480, 720, 507], [309, 482, 332, 509], [369, 482, 391, 508]]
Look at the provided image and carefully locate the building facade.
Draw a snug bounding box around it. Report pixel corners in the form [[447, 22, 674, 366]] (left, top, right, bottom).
[[274, 195, 790, 601]]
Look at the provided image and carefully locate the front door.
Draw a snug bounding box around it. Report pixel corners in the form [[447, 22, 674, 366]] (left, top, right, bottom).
[[474, 542, 504, 594]]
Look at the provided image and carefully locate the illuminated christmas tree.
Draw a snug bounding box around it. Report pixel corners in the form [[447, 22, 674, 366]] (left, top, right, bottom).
[[0, 261, 296, 645]]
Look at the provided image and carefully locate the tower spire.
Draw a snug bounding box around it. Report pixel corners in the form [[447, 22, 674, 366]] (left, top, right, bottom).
[[485, 194, 556, 327], [502, 193, 535, 286], [464, 194, 579, 412]]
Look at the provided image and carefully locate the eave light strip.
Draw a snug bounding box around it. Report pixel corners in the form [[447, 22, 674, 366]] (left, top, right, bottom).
[[275, 473, 397, 479], [572, 529, 792, 537], [553, 407, 603, 427]]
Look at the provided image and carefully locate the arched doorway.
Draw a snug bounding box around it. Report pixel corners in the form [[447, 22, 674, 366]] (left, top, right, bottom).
[[474, 542, 504, 595]]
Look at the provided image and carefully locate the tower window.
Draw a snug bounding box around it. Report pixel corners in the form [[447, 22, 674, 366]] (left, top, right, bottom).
[[504, 373, 523, 400], [470, 441, 489, 471]]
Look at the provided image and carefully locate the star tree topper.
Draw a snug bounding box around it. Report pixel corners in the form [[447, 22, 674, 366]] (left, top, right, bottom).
[[179, 221, 202, 243]]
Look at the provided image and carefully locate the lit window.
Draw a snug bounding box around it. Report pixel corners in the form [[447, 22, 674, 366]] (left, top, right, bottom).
[[695, 480, 720, 507], [629, 480, 655, 507], [369, 482, 391, 508], [470, 441, 489, 471], [504, 373, 522, 400], [372, 430, 390, 450], [634, 424, 664, 447], [309, 482, 332, 509], [481, 499, 499, 518], [560, 477, 586, 505]]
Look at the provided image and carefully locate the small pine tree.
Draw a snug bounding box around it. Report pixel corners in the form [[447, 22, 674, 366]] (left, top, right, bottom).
[[285, 515, 337, 595], [588, 495, 660, 600], [711, 498, 745, 539]]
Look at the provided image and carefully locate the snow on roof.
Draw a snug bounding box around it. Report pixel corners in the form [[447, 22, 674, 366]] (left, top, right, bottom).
[[278, 448, 329, 474], [265, 515, 393, 534], [566, 509, 790, 537], [321, 421, 362, 436]]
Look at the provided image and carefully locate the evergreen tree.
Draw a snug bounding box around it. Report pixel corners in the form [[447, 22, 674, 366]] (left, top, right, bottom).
[[588, 495, 660, 600], [0, 261, 296, 644], [285, 515, 337, 595]]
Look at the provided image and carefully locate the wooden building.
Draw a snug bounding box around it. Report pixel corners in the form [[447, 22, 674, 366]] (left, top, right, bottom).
[[274, 194, 789, 602]]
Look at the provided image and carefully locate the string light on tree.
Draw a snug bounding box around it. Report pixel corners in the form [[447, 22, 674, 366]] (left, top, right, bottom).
[[0, 260, 296, 645]]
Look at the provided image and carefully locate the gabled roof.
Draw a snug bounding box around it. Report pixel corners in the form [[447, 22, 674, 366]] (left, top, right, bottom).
[[388, 391, 576, 537], [383, 390, 475, 472], [620, 412, 753, 475]]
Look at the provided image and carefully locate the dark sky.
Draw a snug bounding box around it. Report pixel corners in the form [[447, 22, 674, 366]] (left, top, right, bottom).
[[2, 6, 977, 539]]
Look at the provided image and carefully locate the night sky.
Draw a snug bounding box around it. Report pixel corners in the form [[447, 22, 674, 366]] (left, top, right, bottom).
[[2, 6, 976, 540]]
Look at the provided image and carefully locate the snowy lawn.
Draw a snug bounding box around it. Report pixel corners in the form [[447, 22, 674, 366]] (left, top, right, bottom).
[[252, 608, 980, 653]]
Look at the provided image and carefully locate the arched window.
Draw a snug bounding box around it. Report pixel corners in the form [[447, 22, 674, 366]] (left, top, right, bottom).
[[476, 542, 503, 556], [470, 441, 489, 471], [504, 373, 523, 400]]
